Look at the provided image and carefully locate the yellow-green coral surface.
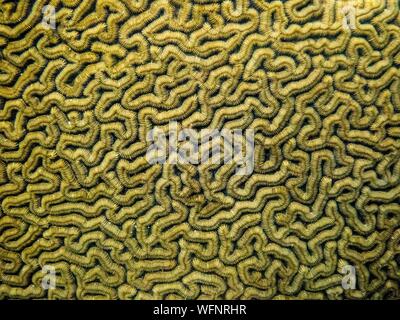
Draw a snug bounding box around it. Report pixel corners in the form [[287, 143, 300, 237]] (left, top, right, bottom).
[[1, 0, 400, 299]]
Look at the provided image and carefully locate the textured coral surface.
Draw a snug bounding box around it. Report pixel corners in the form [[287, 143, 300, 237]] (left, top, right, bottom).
[[0, 0, 400, 299]]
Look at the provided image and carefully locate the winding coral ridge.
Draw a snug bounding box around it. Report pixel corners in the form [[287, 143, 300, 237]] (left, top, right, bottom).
[[1, 0, 400, 299]]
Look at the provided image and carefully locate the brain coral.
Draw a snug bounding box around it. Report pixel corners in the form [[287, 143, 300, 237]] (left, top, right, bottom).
[[0, 0, 400, 300]]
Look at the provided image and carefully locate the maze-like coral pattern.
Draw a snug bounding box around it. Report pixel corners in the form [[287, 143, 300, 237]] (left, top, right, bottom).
[[1, 0, 400, 300]]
